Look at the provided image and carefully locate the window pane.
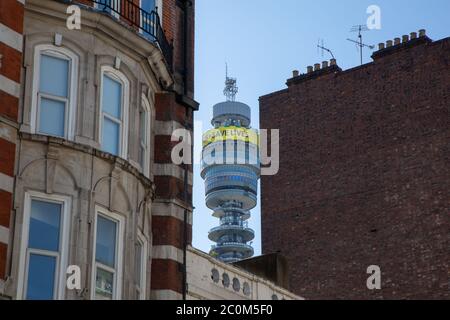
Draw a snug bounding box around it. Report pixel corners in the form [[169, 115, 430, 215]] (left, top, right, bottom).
[[26, 254, 57, 300], [39, 98, 66, 137], [40, 54, 69, 98], [102, 75, 122, 119], [95, 267, 114, 300], [102, 117, 120, 156], [29, 199, 62, 252], [96, 215, 117, 267]]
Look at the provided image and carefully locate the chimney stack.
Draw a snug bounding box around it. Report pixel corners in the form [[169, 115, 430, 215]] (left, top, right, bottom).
[[307, 66, 313, 73], [419, 29, 426, 37], [292, 70, 299, 77], [378, 42, 385, 50], [322, 61, 329, 68], [410, 32, 417, 40], [314, 63, 321, 71], [402, 35, 409, 43], [394, 37, 401, 45]]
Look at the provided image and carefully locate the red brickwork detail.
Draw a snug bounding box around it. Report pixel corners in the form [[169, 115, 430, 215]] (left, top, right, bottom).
[[0, 190, 12, 228], [0, 138, 15, 177], [0, 0, 24, 34], [152, 215, 192, 248], [150, 259, 183, 293], [0, 91, 19, 121], [0, 42, 21, 83], [0, 243, 7, 279]]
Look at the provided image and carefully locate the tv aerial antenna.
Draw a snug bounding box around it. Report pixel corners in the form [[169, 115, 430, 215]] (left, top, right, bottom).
[[317, 38, 335, 59], [224, 63, 238, 102], [347, 25, 375, 65]]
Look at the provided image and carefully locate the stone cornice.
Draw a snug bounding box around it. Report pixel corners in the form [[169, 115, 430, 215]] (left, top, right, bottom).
[[20, 132, 156, 198]]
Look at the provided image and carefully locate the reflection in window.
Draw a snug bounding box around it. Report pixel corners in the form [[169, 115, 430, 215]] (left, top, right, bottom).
[[38, 54, 70, 137], [95, 214, 118, 300], [25, 199, 63, 300], [101, 74, 124, 156]]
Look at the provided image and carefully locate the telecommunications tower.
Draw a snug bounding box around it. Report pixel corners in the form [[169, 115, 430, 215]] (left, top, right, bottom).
[[201, 72, 260, 263]]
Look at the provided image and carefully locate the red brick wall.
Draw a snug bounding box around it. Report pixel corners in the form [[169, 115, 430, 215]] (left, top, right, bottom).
[[151, 1, 195, 298], [162, 0, 195, 97], [0, 0, 23, 281], [259, 36, 450, 299]]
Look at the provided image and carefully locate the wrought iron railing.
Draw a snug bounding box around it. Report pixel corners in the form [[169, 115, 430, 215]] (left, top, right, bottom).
[[65, 0, 173, 68]]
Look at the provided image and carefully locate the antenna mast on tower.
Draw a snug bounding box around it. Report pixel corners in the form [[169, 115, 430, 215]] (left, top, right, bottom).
[[224, 63, 238, 101]]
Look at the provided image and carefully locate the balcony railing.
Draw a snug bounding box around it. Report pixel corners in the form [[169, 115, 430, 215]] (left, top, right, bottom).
[[63, 0, 173, 68]]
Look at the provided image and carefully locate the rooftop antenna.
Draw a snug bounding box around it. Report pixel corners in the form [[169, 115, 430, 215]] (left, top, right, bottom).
[[347, 24, 375, 65], [224, 63, 238, 101], [317, 38, 335, 59]]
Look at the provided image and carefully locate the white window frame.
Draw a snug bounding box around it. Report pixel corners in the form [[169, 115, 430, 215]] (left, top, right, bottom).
[[139, 94, 151, 177], [91, 205, 125, 300], [17, 191, 71, 300], [99, 66, 130, 159], [135, 230, 148, 300], [31, 44, 78, 140]]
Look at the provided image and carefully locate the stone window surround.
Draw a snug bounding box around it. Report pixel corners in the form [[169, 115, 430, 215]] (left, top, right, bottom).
[[16, 191, 72, 300], [30, 44, 79, 141], [90, 205, 125, 300]]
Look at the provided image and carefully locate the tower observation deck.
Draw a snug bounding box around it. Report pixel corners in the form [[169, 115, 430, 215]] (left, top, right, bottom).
[[201, 74, 260, 263]]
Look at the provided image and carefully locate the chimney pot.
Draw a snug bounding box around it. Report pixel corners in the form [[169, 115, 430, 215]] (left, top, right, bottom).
[[322, 61, 329, 68], [419, 29, 426, 37], [330, 59, 337, 66], [410, 32, 417, 39], [307, 66, 313, 73], [386, 40, 393, 47], [314, 63, 321, 71], [402, 35, 409, 43], [292, 70, 299, 77], [394, 37, 401, 45], [378, 42, 385, 50]]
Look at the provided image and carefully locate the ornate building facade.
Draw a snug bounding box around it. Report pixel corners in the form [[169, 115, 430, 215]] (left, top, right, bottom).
[[0, 0, 197, 300]]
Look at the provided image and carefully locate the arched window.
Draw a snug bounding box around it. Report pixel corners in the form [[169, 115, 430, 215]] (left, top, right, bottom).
[[139, 95, 151, 177], [31, 45, 78, 140], [99, 66, 129, 158]]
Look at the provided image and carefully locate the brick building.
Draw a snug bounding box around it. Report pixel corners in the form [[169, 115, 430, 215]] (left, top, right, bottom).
[[0, 0, 198, 300], [259, 31, 449, 299]]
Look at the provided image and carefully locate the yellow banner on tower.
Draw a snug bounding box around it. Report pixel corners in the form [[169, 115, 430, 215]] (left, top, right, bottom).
[[202, 126, 259, 147]]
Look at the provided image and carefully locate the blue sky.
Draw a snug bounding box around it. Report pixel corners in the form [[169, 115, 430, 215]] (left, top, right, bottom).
[[192, 0, 450, 255]]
